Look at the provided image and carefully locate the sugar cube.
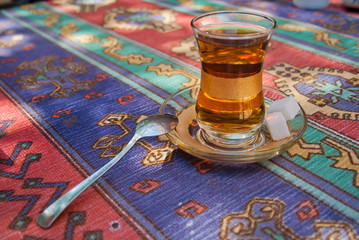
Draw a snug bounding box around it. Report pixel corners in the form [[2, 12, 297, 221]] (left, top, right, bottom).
[[267, 96, 300, 120], [265, 112, 291, 141]]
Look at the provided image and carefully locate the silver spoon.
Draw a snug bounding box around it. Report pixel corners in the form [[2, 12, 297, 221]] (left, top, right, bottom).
[[37, 114, 178, 228]]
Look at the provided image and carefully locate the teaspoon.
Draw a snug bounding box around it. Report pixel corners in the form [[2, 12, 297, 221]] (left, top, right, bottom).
[[37, 114, 178, 228]]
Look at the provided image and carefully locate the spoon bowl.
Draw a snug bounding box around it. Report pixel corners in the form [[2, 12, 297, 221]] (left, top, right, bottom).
[[137, 114, 179, 137]]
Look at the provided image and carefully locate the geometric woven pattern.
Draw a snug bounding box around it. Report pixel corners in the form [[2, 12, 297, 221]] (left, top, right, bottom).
[[1, 0, 358, 239]]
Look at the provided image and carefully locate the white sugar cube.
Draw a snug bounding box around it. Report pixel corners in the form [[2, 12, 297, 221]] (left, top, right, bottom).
[[265, 112, 291, 141], [267, 96, 300, 120]]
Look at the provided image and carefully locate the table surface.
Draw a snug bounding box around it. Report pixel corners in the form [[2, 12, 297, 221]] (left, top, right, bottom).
[[1, 0, 359, 239]]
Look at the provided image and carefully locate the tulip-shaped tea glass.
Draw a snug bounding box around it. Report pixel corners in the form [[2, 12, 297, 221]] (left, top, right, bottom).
[[191, 11, 276, 150]]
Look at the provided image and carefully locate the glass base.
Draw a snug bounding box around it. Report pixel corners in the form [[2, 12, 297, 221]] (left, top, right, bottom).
[[197, 122, 265, 151]]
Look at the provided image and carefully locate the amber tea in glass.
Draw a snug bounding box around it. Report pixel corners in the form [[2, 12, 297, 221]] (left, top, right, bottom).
[[191, 11, 276, 149]]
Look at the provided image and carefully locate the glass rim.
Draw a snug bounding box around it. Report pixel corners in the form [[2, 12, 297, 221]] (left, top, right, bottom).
[[191, 10, 276, 39]]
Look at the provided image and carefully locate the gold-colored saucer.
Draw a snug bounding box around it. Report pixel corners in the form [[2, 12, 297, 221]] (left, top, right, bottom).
[[159, 85, 307, 164]]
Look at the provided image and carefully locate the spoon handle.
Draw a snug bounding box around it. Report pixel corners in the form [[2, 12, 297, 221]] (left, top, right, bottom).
[[37, 133, 141, 229]]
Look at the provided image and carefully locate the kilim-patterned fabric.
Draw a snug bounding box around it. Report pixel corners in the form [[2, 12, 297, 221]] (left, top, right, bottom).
[[1, 0, 359, 239]]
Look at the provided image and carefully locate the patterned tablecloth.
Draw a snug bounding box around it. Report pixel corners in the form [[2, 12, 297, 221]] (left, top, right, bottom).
[[1, 0, 359, 239]]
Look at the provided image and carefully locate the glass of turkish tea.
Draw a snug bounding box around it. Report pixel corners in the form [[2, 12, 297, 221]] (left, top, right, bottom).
[[191, 11, 276, 150]]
